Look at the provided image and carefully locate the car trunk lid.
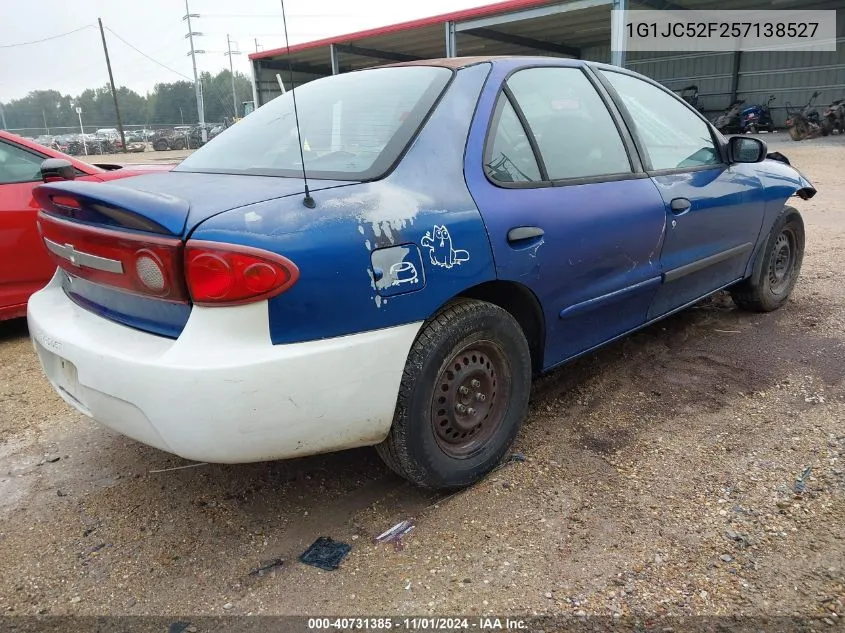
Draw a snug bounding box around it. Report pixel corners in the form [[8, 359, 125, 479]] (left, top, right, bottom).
[[33, 173, 355, 337]]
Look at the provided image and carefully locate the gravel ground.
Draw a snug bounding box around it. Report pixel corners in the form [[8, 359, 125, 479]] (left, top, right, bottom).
[[0, 135, 842, 621], [85, 148, 192, 165]]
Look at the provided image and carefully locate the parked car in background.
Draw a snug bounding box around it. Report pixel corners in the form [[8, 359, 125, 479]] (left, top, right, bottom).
[[0, 130, 172, 320], [25, 57, 816, 489], [151, 128, 189, 151]]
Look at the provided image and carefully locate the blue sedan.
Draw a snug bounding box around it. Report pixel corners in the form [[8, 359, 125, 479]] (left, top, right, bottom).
[[27, 56, 815, 489]]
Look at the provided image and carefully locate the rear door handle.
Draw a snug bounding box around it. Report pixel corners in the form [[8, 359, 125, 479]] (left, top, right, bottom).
[[507, 226, 545, 243], [670, 198, 692, 215]]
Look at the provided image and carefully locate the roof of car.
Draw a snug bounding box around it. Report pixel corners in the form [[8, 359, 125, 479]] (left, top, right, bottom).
[[382, 55, 589, 70]]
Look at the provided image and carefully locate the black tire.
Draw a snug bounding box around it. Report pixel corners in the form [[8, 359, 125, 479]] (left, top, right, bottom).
[[171, 138, 186, 150], [153, 140, 168, 151], [821, 120, 833, 136], [730, 206, 805, 312], [376, 299, 532, 490]]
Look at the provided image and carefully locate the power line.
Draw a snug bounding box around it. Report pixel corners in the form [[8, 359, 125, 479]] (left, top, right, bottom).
[[104, 26, 193, 81], [0, 24, 94, 48], [199, 13, 352, 19]]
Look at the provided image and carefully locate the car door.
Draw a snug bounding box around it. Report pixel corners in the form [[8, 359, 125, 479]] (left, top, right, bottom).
[[0, 140, 72, 317], [597, 68, 767, 319], [465, 64, 668, 370]]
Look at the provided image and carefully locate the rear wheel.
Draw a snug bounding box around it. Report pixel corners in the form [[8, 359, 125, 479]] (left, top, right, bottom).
[[376, 299, 532, 490], [153, 140, 168, 151], [730, 206, 805, 312], [171, 137, 186, 150]]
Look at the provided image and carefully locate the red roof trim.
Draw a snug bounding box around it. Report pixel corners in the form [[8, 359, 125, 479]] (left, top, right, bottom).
[[248, 0, 558, 61]]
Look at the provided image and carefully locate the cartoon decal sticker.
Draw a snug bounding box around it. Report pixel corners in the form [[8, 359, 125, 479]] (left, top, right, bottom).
[[421, 225, 469, 269], [370, 244, 425, 300], [389, 261, 419, 286]]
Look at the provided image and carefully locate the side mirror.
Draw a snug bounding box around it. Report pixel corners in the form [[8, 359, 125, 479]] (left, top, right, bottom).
[[41, 158, 76, 183], [729, 136, 767, 163]]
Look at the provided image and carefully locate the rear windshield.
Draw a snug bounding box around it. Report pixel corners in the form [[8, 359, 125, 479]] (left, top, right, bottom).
[[175, 66, 452, 181]]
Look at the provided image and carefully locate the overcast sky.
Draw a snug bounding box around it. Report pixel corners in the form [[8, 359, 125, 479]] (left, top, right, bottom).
[[0, 0, 484, 102]]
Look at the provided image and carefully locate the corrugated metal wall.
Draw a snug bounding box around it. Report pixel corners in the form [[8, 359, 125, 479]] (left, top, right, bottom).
[[584, 12, 845, 127]]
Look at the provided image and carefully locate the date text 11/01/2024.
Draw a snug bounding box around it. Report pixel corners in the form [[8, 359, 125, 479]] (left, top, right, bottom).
[[306, 617, 528, 630], [626, 21, 819, 39]]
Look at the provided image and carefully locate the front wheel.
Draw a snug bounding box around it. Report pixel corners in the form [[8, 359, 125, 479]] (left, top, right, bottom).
[[376, 299, 532, 490], [730, 206, 805, 312]]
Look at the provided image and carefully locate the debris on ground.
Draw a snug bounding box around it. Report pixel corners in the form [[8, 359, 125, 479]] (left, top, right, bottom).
[[794, 466, 812, 493], [299, 537, 351, 571], [374, 519, 415, 550], [249, 557, 284, 577], [509, 452, 527, 462], [149, 462, 208, 474]]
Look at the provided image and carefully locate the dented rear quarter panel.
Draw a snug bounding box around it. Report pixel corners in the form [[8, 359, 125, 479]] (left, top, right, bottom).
[[190, 62, 497, 345]]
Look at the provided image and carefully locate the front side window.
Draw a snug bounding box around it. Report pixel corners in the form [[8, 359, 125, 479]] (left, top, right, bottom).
[[0, 141, 43, 185], [600, 70, 721, 171], [506, 67, 632, 181], [484, 94, 541, 183], [175, 66, 452, 181]]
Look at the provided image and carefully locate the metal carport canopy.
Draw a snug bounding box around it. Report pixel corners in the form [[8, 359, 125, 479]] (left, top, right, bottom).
[[247, 0, 620, 105], [247, 0, 844, 108]]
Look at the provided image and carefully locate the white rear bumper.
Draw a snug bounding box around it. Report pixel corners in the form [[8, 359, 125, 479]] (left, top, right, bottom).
[[27, 273, 422, 463]]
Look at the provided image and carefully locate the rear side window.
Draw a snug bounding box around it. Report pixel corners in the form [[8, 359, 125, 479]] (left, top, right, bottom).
[[506, 67, 632, 181], [176, 66, 452, 181], [600, 70, 721, 171], [484, 94, 542, 183], [0, 141, 43, 184]]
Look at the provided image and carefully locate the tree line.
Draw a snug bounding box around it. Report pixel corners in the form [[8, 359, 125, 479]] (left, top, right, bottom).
[[1, 69, 253, 134]]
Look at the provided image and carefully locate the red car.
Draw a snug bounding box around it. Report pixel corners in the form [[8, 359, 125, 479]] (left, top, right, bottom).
[[0, 131, 172, 320]]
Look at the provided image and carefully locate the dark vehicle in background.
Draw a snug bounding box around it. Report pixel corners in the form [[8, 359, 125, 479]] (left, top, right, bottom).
[[151, 128, 189, 151], [151, 124, 220, 151], [713, 99, 745, 134], [677, 85, 701, 112], [740, 95, 776, 133], [821, 98, 845, 136], [786, 92, 823, 141]]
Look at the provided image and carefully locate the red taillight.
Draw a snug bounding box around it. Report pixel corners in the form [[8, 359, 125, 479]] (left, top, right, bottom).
[[37, 211, 188, 302], [38, 212, 299, 307], [184, 241, 299, 306]]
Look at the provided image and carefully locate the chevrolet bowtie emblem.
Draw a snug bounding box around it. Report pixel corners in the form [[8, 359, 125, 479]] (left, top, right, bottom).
[[43, 238, 124, 274], [65, 244, 79, 267]]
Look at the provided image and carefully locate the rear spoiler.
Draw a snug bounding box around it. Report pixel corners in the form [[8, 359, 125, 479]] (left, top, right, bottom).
[[33, 180, 190, 236]]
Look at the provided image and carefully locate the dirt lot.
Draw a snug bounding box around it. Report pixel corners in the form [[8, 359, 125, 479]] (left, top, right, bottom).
[[0, 134, 842, 621], [88, 148, 192, 165]]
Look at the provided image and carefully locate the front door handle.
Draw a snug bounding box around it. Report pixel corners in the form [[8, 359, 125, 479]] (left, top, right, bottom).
[[507, 226, 545, 243], [670, 198, 692, 215]]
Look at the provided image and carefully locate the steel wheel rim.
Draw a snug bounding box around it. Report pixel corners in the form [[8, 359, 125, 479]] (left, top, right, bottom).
[[430, 340, 511, 459], [768, 229, 795, 295]]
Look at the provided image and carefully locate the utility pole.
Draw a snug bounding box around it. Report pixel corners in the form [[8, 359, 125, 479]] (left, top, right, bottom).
[[225, 34, 241, 118], [184, 0, 207, 142], [0, 101, 6, 130], [254, 38, 260, 53], [74, 106, 88, 156], [42, 109, 50, 135], [98, 18, 127, 152]]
